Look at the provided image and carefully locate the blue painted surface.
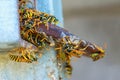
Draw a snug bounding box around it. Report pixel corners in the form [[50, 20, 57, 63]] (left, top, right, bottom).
[[0, 0, 19, 43], [53, 0, 64, 27], [0, 0, 19, 50]]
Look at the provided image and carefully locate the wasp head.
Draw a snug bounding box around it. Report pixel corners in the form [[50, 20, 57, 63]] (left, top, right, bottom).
[[78, 40, 105, 61], [85, 44, 105, 61]]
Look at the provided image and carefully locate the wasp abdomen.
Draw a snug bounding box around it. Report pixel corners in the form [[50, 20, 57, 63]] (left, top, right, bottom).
[[9, 54, 32, 63]]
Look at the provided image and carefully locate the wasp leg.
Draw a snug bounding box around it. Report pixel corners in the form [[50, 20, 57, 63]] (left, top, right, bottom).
[[64, 62, 72, 78], [67, 49, 85, 58], [21, 49, 28, 60]]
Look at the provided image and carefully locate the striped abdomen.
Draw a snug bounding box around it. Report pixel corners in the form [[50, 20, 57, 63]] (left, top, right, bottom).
[[9, 54, 35, 63], [9, 47, 38, 63]]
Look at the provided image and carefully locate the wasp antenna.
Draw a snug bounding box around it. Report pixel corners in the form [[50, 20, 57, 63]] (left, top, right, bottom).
[[33, 0, 36, 9], [103, 42, 107, 50]]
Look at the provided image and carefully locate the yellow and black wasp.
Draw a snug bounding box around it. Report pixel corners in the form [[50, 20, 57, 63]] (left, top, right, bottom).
[[9, 47, 38, 63], [9, 54, 36, 63]]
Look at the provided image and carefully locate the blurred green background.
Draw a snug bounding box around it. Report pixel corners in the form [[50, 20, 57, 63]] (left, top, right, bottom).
[[62, 0, 120, 80]]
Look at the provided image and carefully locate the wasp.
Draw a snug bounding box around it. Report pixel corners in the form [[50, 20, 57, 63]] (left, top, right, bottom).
[[73, 39, 105, 61], [9, 54, 36, 63], [64, 63, 72, 78], [39, 13, 59, 28], [20, 27, 50, 48], [55, 39, 77, 77], [9, 47, 38, 63]]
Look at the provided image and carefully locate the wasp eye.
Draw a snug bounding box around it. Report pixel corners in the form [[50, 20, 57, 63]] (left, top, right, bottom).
[[91, 53, 100, 61], [91, 53, 99, 58]]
